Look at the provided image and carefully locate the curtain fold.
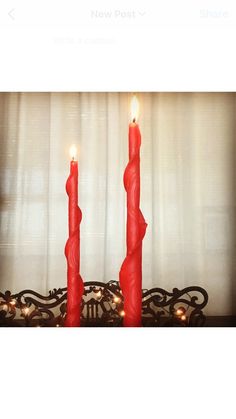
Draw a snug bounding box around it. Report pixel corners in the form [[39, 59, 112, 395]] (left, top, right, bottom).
[[0, 92, 235, 315]]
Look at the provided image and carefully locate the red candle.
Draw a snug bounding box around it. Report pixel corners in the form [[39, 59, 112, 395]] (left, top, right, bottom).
[[119, 97, 147, 327], [64, 146, 84, 327]]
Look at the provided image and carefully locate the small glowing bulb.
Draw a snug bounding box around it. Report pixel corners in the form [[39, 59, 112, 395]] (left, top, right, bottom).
[[181, 315, 187, 321], [56, 324, 60, 327], [69, 145, 77, 161], [176, 307, 186, 317], [120, 310, 125, 317], [23, 307, 29, 315], [10, 299, 16, 306], [131, 95, 139, 123], [113, 296, 120, 304]]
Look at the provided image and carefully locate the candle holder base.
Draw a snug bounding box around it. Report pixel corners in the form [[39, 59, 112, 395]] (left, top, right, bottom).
[[0, 281, 208, 327]]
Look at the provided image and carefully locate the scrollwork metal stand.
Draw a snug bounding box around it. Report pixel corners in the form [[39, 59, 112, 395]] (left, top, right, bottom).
[[0, 281, 208, 327]]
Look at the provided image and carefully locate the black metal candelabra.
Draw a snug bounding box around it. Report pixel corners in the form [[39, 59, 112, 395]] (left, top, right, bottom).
[[0, 281, 208, 327]]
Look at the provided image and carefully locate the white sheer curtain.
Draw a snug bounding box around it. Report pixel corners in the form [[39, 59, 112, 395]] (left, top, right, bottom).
[[0, 92, 235, 315]]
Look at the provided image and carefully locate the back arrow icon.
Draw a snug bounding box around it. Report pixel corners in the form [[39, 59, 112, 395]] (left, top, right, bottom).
[[8, 8, 15, 20]]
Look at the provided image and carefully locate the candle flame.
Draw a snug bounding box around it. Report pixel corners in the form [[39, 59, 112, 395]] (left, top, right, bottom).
[[69, 145, 77, 160], [131, 95, 139, 122]]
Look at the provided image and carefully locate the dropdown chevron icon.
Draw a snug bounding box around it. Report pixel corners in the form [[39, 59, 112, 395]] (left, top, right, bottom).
[[8, 8, 15, 20]]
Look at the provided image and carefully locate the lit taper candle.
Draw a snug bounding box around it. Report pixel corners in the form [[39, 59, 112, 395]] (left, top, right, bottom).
[[65, 146, 84, 327], [119, 96, 147, 327]]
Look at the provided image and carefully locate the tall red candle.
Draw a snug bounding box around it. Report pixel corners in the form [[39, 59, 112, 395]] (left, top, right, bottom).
[[65, 146, 84, 327], [119, 97, 147, 327]]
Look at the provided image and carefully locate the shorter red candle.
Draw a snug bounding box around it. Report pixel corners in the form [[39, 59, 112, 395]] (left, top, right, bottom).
[[65, 146, 84, 327]]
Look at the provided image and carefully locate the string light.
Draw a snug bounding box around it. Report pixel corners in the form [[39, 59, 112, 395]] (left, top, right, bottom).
[[23, 307, 29, 315], [96, 290, 102, 298], [113, 296, 120, 304], [175, 307, 186, 317], [175, 306, 187, 323], [120, 310, 125, 317]]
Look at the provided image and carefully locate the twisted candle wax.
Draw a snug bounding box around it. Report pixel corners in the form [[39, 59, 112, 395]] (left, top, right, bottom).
[[65, 159, 84, 327], [119, 121, 147, 327]]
